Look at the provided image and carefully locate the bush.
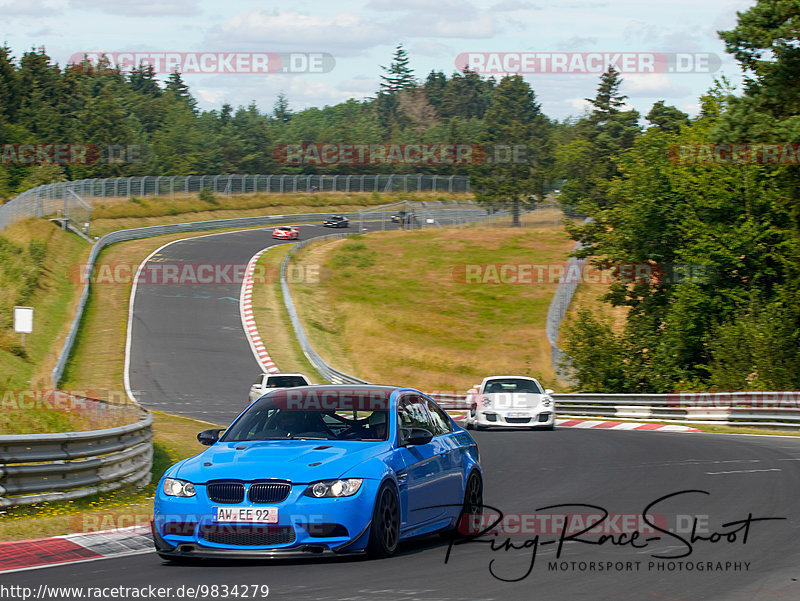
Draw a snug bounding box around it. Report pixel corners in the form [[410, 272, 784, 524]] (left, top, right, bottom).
[[28, 240, 47, 266], [198, 187, 218, 204]]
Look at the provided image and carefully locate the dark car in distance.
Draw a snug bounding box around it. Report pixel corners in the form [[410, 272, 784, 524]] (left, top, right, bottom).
[[323, 215, 349, 228]]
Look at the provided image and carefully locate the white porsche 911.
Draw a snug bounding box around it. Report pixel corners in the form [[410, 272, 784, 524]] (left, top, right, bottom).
[[463, 376, 555, 430]]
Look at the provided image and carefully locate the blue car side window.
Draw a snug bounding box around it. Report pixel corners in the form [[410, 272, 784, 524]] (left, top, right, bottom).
[[397, 394, 436, 443]]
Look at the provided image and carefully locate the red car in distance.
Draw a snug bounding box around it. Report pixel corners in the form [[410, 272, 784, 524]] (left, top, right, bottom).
[[272, 226, 299, 240]]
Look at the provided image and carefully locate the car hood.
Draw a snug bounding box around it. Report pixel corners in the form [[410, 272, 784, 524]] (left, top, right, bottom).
[[482, 392, 545, 410], [175, 439, 389, 483]]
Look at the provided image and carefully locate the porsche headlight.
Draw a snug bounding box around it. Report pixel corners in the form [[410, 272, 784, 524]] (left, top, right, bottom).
[[163, 478, 196, 497], [542, 397, 552, 407], [304, 479, 363, 498]]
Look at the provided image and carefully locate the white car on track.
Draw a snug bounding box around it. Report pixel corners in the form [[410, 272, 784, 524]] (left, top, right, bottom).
[[463, 375, 555, 430], [248, 372, 311, 402]]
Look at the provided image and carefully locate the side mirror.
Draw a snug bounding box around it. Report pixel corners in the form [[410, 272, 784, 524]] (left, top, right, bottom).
[[403, 428, 433, 446], [197, 428, 224, 446], [545, 389, 554, 395]]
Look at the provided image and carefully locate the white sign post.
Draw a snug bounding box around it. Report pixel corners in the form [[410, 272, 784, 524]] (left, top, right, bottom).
[[13, 306, 33, 350]]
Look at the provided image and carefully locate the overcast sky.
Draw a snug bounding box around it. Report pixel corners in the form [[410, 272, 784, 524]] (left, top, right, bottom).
[[1, 0, 756, 121]]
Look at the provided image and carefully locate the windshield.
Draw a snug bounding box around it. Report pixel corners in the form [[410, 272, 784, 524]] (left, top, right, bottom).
[[264, 375, 308, 388], [484, 378, 543, 394], [223, 388, 391, 442]]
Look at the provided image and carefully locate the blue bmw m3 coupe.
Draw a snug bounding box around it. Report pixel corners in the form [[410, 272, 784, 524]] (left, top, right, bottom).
[[153, 385, 482, 560]]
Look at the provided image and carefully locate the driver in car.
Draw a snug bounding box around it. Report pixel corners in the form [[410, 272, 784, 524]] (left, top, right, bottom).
[[365, 411, 388, 440]]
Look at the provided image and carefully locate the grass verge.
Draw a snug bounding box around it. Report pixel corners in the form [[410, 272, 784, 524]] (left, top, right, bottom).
[[284, 212, 576, 392]]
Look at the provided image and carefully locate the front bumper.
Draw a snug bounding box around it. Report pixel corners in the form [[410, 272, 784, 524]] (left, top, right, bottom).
[[153, 480, 378, 557], [152, 520, 370, 560], [474, 409, 554, 428]]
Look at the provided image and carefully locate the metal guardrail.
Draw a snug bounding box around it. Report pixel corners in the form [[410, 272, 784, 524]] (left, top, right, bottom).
[[402, 392, 800, 430], [0, 398, 152, 507], [552, 393, 800, 429], [0, 174, 472, 231], [546, 217, 591, 379]]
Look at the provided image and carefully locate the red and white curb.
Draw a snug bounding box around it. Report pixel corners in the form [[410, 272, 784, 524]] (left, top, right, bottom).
[[555, 419, 700, 432], [0, 526, 153, 574], [240, 247, 281, 373]]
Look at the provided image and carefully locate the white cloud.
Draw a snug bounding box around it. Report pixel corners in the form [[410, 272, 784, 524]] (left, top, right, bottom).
[[337, 76, 378, 94], [490, 0, 540, 11], [195, 88, 229, 104], [554, 35, 598, 52], [69, 0, 199, 16], [1, 0, 61, 17], [409, 40, 452, 58], [204, 11, 389, 56], [565, 97, 592, 112], [366, 0, 467, 12], [392, 12, 495, 38], [680, 101, 702, 116], [622, 73, 691, 97]]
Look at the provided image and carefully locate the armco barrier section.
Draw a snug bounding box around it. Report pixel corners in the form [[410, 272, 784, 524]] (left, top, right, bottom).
[[422, 392, 800, 429], [553, 392, 800, 429], [0, 399, 152, 507], [545, 217, 591, 379]]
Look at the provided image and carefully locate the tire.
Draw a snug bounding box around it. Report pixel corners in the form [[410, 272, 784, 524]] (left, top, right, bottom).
[[454, 471, 483, 536], [366, 483, 400, 558], [465, 421, 473, 430]]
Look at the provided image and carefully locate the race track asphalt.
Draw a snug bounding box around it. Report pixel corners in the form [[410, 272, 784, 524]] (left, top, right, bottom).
[[8, 222, 800, 601]]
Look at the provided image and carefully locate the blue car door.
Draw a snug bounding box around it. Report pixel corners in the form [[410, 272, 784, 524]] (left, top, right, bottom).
[[395, 393, 455, 530], [423, 397, 464, 520]]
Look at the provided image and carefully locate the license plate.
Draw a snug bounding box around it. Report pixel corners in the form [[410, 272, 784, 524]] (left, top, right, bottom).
[[213, 506, 278, 523], [507, 412, 529, 418]]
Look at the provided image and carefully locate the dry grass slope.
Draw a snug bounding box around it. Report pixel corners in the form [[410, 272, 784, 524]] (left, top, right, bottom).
[[287, 210, 576, 392]]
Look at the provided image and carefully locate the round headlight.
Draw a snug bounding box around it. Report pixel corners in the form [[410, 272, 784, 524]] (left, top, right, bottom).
[[305, 478, 363, 498], [312, 482, 329, 498], [340, 479, 362, 496], [165, 479, 181, 496], [163, 478, 196, 497]]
